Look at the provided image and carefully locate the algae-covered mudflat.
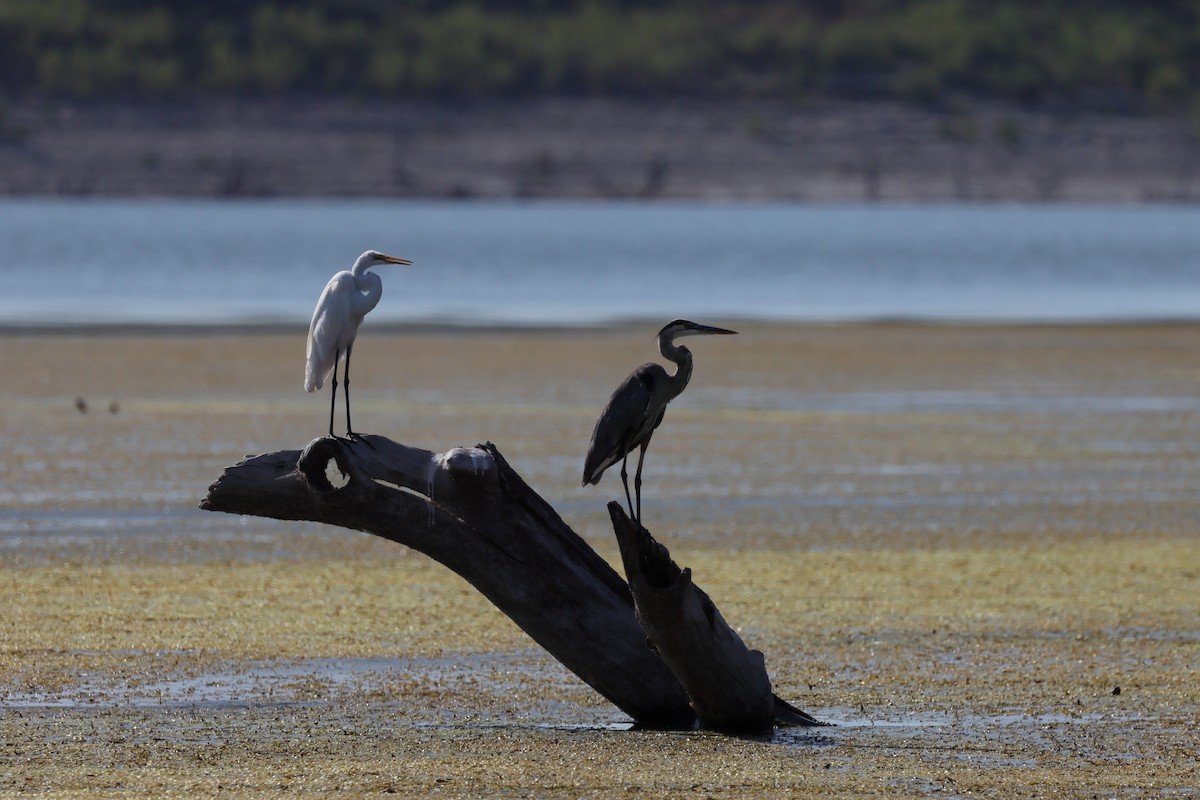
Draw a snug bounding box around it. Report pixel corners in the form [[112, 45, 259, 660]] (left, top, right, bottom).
[[2, 324, 1198, 797]]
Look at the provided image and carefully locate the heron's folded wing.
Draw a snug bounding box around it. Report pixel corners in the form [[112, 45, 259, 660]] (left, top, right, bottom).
[[582, 364, 660, 485]]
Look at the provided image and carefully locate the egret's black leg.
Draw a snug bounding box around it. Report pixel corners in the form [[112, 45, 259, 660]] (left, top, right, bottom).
[[633, 440, 650, 527], [619, 454, 635, 521], [327, 351, 341, 438], [342, 342, 355, 437], [341, 344, 375, 448]]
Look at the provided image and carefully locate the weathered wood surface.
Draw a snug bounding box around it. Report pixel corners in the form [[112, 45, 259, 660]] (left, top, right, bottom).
[[608, 502, 825, 733], [202, 435, 695, 727], [201, 435, 823, 730]]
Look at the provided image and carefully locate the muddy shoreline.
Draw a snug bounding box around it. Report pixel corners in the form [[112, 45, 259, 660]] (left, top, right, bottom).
[[2, 324, 1198, 797], [3, 95, 1200, 201]]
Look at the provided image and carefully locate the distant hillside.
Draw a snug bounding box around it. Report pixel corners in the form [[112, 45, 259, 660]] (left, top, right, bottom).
[[1, 1, 1199, 115]]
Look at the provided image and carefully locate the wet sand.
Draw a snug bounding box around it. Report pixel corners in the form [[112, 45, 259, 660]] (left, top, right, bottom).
[[2, 323, 1198, 796]]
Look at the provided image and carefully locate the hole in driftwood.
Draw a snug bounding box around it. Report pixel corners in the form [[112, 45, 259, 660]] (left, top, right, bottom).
[[297, 439, 354, 493], [325, 460, 350, 489]]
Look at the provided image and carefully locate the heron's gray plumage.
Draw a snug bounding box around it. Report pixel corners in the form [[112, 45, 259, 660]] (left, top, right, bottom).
[[582, 362, 673, 486], [582, 319, 736, 525]]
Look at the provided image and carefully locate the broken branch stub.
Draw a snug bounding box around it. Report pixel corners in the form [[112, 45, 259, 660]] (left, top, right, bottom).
[[607, 502, 826, 734]]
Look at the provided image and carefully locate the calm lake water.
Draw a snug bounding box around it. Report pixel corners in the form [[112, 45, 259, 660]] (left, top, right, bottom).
[[1, 199, 1198, 326]]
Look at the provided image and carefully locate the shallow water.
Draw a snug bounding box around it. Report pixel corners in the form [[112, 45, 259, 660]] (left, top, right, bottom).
[[3, 651, 564, 710], [5, 647, 1180, 773]]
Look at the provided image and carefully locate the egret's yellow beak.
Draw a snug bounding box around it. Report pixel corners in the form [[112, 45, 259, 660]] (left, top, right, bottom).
[[380, 254, 413, 266]]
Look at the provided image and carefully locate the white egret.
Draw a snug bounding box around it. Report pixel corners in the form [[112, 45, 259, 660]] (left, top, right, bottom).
[[582, 319, 737, 525], [305, 249, 413, 440]]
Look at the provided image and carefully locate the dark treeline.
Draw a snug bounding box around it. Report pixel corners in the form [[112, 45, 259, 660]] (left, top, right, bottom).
[[2, 1, 1198, 113]]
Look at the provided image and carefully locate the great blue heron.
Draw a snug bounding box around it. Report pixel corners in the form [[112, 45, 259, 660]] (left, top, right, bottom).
[[305, 250, 413, 439], [582, 319, 737, 525]]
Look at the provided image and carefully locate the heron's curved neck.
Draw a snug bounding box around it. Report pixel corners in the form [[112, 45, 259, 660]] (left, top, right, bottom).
[[660, 336, 694, 396]]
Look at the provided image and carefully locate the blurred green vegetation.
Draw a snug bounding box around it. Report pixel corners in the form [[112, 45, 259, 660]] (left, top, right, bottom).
[[1, 0, 1198, 112]]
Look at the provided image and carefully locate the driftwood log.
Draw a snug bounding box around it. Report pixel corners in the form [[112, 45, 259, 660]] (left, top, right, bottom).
[[200, 435, 825, 731]]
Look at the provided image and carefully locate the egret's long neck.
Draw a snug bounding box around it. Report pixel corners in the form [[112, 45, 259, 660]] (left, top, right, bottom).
[[660, 336, 694, 398], [349, 270, 384, 318]]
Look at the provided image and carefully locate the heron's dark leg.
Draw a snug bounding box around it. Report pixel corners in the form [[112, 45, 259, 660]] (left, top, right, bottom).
[[327, 350, 341, 438], [633, 439, 651, 527], [619, 454, 635, 521]]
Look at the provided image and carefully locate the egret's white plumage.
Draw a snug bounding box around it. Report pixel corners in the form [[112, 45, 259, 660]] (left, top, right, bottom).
[[305, 249, 412, 438], [582, 319, 736, 525]]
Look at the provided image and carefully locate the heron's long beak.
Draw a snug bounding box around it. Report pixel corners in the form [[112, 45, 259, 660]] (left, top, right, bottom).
[[694, 323, 737, 335], [380, 254, 413, 265]]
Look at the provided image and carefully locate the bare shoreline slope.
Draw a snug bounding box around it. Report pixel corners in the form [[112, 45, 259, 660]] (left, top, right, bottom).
[[3, 95, 1200, 202]]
